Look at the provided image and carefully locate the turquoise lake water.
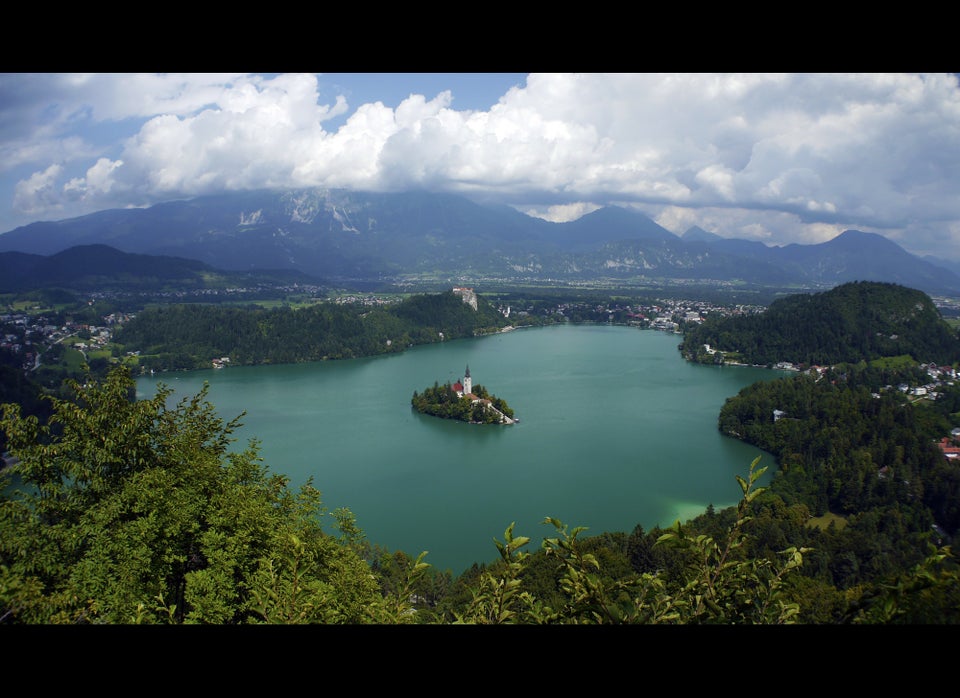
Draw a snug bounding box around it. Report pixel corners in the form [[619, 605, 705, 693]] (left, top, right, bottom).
[[136, 324, 787, 575]]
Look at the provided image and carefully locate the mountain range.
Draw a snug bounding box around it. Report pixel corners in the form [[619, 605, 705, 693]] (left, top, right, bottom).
[[2, 188, 959, 296], [0, 244, 317, 294]]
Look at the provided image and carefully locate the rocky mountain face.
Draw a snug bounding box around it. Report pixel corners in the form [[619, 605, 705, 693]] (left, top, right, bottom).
[[2, 188, 959, 295]]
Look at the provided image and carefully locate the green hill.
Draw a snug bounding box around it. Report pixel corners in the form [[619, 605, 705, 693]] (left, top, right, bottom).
[[114, 290, 512, 371], [680, 281, 960, 367]]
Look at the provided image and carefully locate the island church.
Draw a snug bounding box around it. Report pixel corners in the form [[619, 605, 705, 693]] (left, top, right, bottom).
[[446, 364, 516, 424], [451, 365, 473, 399]]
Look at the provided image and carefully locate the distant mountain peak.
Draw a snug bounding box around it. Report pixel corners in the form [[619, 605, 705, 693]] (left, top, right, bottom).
[[0, 190, 958, 296], [682, 226, 724, 243], [830, 229, 896, 244]]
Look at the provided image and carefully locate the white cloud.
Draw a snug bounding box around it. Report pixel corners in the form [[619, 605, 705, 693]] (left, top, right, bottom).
[[518, 202, 603, 223], [653, 205, 846, 248], [4, 72, 960, 259], [63, 158, 123, 201], [13, 164, 65, 217]]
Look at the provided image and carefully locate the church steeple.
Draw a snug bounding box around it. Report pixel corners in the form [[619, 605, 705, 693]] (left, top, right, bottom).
[[463, 364, 472, 395]]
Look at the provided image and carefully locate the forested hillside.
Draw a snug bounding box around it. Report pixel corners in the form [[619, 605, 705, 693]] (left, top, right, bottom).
[[113, 290, 512, 371], [725, 362, 958, 535], [681, 281, 960, 367]]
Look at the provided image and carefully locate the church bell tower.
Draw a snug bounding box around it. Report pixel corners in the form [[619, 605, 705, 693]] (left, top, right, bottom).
[[463, 365, 472, 395]]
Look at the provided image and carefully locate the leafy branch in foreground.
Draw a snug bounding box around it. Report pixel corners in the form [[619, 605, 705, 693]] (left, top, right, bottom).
[[846, 543, 959, 624], [451, 456, 809, 624], [656, 456, 807, 624], [0, 365, 388, 624]]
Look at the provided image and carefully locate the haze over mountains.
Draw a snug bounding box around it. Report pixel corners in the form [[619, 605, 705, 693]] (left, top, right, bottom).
[[0, 244, 316, 294], [2, 188, 960, 296]]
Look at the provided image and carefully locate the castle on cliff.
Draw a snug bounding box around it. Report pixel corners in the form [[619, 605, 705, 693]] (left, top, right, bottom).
[[452, 286, 478, 310]]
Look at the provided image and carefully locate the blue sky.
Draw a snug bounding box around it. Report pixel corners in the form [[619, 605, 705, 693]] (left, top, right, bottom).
[[2, 72, 960, 260]]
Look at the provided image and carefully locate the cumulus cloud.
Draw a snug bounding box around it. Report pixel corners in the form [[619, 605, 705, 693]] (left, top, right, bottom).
[[4, 72, 960, 258], [13, 164, 65, 217], [63, 158, 123, 201]]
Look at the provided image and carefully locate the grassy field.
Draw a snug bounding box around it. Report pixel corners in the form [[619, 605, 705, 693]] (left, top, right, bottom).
[[808, 511, 847, 531], [869, 354, 919, 370], [63, 347, 88, 371]]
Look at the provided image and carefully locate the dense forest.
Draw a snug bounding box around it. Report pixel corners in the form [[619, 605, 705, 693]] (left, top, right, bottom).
[[2, 280, 960, 624], [713, 361, 960, 602], [680, 281, 960, 367], [112, 290, 513, 371]]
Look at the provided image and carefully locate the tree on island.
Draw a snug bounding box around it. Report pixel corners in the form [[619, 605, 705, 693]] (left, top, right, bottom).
[[411, 366, 515, 424]]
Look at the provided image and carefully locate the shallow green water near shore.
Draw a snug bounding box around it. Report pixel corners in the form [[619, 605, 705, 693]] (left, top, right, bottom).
[[137, 324, 787, 575]]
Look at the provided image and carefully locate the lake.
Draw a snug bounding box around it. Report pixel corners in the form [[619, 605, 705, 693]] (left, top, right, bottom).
[[136, 323, 788, 575]]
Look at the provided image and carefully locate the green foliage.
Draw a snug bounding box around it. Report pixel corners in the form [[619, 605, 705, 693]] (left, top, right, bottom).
[[18, 371, 797, 626], [392, 291, 507, 336], [655, 457, 806, 623], [0, 356, 50, 453], [452, 523, 546, 623], [682, 281, 960, 367], [846, 544, 960, 624], [719, 366, 947, 514], [715, 360, 960, 599], [411, 381, 514, 424], [448, 457, 808, 624], [2, 361, 958, 624], [0, 365, 387, 624], [114, 291, 512, 371]]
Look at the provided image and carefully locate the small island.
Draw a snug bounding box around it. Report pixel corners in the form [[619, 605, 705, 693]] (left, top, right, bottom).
[[411, 365, 517, 424]]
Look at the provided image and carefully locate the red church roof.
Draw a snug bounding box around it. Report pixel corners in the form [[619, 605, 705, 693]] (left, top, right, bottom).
[[938, 437, 960, 458]]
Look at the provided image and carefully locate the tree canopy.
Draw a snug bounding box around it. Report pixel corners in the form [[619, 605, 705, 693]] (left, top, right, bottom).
[[411, 381, 515, 424], [0, 366, 405, 623], [681, 281, 960, 367], [113, 291, 512, 371]]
